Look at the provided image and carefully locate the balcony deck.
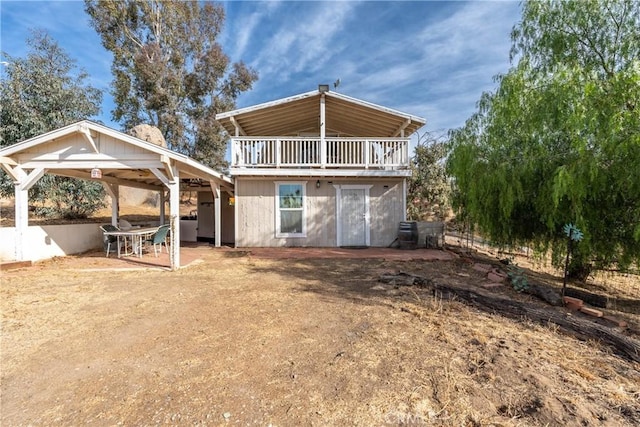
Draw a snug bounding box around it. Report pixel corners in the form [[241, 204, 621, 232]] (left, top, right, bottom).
[[230, 137, 411, 176]]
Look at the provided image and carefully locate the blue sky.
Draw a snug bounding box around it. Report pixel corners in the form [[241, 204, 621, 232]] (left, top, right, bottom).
[[1, 0, 522, 140]]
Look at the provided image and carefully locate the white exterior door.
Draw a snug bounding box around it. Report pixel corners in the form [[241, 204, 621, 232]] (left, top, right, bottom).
[[335, 185, 371, 247]]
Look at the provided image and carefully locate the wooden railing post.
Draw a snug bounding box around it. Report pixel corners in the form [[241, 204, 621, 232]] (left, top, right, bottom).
[[364, 139, 369, 169]]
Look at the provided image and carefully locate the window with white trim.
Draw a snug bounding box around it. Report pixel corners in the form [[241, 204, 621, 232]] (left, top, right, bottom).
[[275, 181, 306, 237]]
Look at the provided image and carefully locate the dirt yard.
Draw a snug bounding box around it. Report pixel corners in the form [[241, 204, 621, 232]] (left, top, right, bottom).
[[2, 248, 639, 426]]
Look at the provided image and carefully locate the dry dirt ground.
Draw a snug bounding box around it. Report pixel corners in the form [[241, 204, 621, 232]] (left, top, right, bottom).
[[2, 247, 639, 426]]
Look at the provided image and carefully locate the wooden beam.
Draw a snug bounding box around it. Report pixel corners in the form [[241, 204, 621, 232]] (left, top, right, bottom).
[[16, 152, 162, 163], [21, 168, 46, 191], [79, 124, 99, 153], [56, 169, 164, 191], [392, 119, 411, 137], [149, 167, 170, 186], [160, 155, 175, 182], [0, 156, 17, 166], [230, 116, 246, 136], [1, 163, 20, 181], [18, 160, 166, 170]]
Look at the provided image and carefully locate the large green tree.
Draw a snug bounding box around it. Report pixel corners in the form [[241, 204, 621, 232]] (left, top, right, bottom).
[[0, 30, 106, 219], [447, 0, 640, 277], [407, 131, 450, 221], [84, 0, 258, 169]]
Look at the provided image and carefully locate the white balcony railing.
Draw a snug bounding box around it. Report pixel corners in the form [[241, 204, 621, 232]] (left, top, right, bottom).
[[231, 137, 409, 169]]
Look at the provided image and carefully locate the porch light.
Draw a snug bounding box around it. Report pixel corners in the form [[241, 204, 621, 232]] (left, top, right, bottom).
[[318, 84, 330, 93], [316, 180, 321, 188], [90, 168, 102, 179]]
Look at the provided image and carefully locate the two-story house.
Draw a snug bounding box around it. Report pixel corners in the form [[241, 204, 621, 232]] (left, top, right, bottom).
[[216, 86, 425, 248]]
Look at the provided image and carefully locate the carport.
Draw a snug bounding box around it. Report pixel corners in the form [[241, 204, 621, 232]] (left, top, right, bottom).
[[0, 120, 234, 270]]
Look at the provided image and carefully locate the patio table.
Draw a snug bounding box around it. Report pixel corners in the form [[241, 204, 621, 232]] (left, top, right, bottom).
[[103, 226, 160, 258]]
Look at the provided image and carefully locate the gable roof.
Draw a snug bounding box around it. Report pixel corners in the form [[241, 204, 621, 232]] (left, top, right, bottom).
[[215, 89, 426, 138], [0, 120, 233, 192]]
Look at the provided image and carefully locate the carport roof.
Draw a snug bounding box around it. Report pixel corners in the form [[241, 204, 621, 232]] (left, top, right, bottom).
[[215, 89, 426, 137], [0, 120, 233, 192]]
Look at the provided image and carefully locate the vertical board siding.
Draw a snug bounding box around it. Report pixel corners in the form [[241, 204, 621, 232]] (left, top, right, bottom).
[[236, 178, 337, 247], [369, 182, 403, 247], [236, 178, 404, 247], [236, 179, 275, 247], [22, 133, 150, 159]]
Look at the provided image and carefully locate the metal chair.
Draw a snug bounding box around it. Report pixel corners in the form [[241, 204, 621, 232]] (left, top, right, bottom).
[[144, 225, 170, 257], [99, 224, 121, 257]]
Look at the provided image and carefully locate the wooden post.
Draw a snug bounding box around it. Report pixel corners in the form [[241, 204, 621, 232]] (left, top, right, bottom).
[[102, 182, 119, 227], [320, 93, 326, 168], [212, 182, 221, 247], [13, 167, 45, 261], [168, 166, 180, 270], [160, 190, 166, 225], [14, 170, 28, 261]]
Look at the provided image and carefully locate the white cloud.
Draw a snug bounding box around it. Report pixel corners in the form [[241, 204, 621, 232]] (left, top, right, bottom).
[[2, 0, 523, 134], [250, 1, 358, 81]]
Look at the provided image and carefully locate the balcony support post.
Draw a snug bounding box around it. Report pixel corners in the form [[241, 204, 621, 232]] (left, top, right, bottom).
[[320, 93, 326, 169], [276, 139, 281, 168]]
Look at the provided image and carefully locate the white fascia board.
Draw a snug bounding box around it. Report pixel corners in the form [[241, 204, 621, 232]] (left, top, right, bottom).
[[229, 168, 412, 178], [16, 152, 163, 163], [215, 90, 319, 120], [0, 121, 87, 156], [180, 158, 234, 185]]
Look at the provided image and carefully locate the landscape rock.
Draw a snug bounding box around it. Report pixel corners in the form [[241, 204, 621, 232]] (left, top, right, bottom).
[[128, 124, 167, 148]]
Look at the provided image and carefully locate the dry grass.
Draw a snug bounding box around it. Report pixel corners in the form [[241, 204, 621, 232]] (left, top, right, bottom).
[[2, 251, 639, 426]]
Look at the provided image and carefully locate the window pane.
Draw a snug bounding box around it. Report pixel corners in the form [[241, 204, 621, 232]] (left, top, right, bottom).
[[280, 211, 303, 234], [279, 184, 303, 208]]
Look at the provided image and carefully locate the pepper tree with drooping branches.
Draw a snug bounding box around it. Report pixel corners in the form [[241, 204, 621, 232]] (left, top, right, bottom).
[[447, 0, 640, 278]]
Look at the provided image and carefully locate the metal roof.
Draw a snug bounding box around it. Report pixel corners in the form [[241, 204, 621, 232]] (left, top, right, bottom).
[[216, 89, 426, 138]]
